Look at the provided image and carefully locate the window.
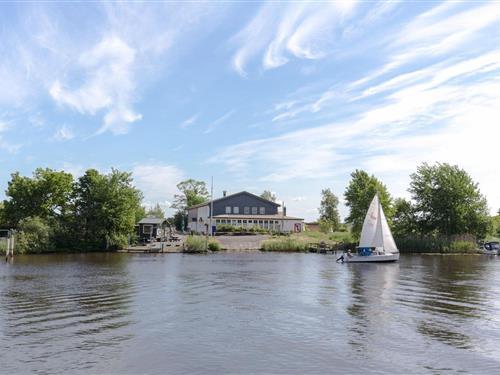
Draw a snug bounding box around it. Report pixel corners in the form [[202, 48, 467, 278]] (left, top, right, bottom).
[[237, 220, 242, 224], [259, 207, 265, 215], [143, 225, 152, 234], [243, 220, 247, 224], [233, 206, 239, 214], [244, 206, 250, 214], [251, 207, 258, 214], [216, 220, 220, 224], [225, 206, 231, 214], [192, 218, 197, 222]]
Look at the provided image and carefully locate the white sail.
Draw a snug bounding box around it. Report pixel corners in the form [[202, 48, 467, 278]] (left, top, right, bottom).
[[379, 202, 399, 253], [359, 195, 379, 248], [358, 195, 399, 253]]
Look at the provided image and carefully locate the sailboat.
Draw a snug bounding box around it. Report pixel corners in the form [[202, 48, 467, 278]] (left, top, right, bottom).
[[345, 194, 399, 263]]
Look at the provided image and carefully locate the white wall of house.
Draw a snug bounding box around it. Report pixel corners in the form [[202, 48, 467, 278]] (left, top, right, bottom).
[[187, 205, 212, 234]]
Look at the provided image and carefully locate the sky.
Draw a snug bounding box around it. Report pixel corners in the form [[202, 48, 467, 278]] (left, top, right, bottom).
[[1, 1, 499, 221]]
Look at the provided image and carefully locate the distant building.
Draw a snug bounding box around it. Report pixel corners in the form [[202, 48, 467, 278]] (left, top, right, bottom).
[[187, 191, 304, 234], [137, 217, 169, 242]]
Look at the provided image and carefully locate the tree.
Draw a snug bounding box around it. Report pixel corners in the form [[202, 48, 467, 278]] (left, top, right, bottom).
[[392, 198, 418, 237], [171, 179, 209, 211], [409, 163, 490, 238], [260, 190, 277, 202], [73, 169, 143, 249], [3, 168, 73, 226], [15, 216, 53, 254], [318, 188, 340, 232], [344, 170, 393, 238], [146, 203, 165, 218]]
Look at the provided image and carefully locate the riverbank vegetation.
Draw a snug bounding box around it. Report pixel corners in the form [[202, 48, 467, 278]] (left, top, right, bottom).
[[184, 235, 220, 252], [261, 237, 308, 252], [0, 168, 144, 254]]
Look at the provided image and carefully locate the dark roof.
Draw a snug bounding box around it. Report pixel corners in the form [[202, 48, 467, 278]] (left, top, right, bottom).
[[187, 191, 281, 210], [214, 214, 303, 221], [138, 217, 167, 225]]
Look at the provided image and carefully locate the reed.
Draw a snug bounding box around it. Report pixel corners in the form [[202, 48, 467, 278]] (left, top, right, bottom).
[[261, 237, 308, 252]]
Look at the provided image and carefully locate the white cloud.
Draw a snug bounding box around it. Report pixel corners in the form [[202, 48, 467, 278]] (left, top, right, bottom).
[[53, 124, 75, 141], [232, 1, 358, 76], [213, 44, 500, 213], [204, 110, 236, 134], [132, 163, 185, 208], [50, 36, 141, 135]]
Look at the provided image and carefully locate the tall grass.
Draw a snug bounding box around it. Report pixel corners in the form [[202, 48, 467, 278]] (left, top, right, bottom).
[[261, 237, 307, 252], [184, 235, 207, 253], [395, 234, 477, 253], [185, 236, 221, 252], [0, 239, 7, 255]]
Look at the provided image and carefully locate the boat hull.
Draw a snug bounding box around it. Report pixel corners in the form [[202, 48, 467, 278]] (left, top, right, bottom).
[[345, 253, 399, 263]]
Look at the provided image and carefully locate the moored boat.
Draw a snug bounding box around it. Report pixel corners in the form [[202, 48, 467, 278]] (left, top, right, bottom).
[[343, 194, 399, 263]]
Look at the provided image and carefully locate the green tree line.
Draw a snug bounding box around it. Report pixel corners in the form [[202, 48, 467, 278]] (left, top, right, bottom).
[[0, 168, 144, 253]]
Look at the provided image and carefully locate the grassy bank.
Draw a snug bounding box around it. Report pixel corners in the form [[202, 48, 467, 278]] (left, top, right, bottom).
[[261, 237, 308, 252], [184, 235, 220, 253], [395, 235, 477, 253]]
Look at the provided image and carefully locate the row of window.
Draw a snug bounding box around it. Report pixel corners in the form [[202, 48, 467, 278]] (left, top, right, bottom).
[[225, 206, 266, 215], [216, 219, 280, 224]]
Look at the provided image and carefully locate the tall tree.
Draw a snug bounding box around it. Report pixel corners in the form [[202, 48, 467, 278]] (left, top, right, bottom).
[[260, 190, 277, 202], [409, 163, 490, 238], [344, 170, 392, 238], [318, 188, 340, 232], [171, 179, 209, 210], [74, 169, 143, 249], [2, 168, 73, 226], [146, 203, 165, 218], [392, 198, 418, 237]]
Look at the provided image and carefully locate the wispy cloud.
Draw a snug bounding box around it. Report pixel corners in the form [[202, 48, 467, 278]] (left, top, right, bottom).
[[179, 114, 198, 129], [214, 1, 500, 212], [231, 1, 359, 76], [204, 109, 236, 134], [50, 36, 141, 135], [52, 124, 75, 142]]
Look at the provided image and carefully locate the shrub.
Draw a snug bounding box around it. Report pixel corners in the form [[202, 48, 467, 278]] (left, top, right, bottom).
[[261, 237, 307, 252], [16, 216, 53, 254], [329, 231, 354, 243], [0, 240, 7, 255], [448, 240, 476, 253], [208, 240, 221, 251], [185, 235, 207, 252]]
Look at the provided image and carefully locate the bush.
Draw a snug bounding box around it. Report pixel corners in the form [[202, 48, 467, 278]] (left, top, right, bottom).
[[185, 235, 207, 252], [0, 240, 7, 255], [448, 240, 476, 253], [16, 216, 53, 254], [261, 237, 307, 252], [208, 240, 221, 251], [107, 234, 129, 250]]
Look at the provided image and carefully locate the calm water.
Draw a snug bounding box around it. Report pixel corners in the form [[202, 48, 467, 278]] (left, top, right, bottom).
[[1, 253, 499, 374]]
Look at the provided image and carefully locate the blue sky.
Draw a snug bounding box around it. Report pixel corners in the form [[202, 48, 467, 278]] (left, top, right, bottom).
[[1, 1, 499, 221]]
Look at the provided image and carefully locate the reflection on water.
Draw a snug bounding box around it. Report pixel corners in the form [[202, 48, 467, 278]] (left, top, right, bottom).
[[1, 253, 499, 374]]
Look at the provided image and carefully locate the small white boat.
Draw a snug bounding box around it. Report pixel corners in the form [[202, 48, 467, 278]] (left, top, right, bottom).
[[478, 241, 499, 255], [344, 194, 399, 263]]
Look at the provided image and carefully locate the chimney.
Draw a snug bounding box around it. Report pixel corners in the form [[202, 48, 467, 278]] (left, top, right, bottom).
[[223, 190, 227, 197], [283, 203, 286, 217]]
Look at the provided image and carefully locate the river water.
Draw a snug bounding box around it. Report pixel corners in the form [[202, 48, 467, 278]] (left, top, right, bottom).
[[1, 253, 499, 374]]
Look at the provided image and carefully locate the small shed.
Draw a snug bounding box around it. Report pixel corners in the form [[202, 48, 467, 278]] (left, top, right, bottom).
[[137, 218, 168, 242]]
